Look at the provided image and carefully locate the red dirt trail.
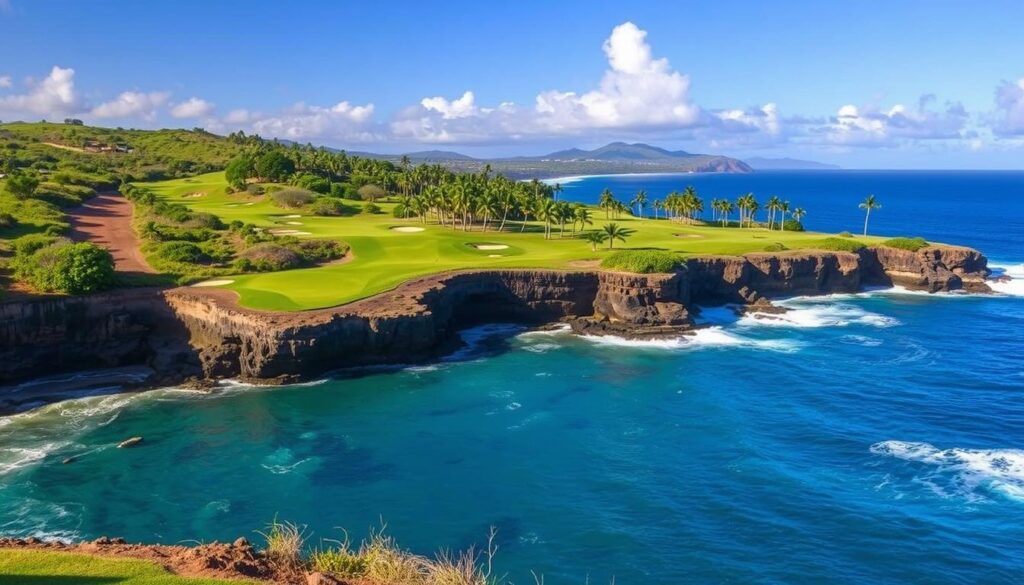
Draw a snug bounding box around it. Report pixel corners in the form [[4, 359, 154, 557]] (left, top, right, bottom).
[[69, 193, 155, 273]]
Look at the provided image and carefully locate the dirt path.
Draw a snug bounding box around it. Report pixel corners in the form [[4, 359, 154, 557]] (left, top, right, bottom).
[[69, 193, 155, 273]]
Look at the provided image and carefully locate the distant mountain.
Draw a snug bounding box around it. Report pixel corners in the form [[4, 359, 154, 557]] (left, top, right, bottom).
[[537, 142, 696, 162], [330, 141, 751, 179], [745, 157, 840, 170]]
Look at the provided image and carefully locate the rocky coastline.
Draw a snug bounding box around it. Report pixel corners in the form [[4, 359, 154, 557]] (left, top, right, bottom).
[[0, 245, 993, 402]]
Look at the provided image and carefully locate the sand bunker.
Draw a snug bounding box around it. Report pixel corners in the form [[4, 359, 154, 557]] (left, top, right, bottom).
[[488, 254, 504, 258], [271, 214, 302, 219], [473, 244, 509, 250], [268, 229, 312, 236], [285, 221, 303, 225], [674, 233, 705, 239], [184, 192, 205, 198], [191, 279, 234, 287], [391, 226, 425, 233]]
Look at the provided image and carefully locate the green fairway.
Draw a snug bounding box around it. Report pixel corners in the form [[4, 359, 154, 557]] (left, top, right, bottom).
[[143, 173, 884, 311], [0, 549, 256, 585]]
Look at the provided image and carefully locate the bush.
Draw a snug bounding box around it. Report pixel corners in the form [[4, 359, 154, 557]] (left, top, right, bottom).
[[838, 231, 853, 238], [362, 202, 382, 215], [310, 198, 351, 216], [0, 212, 16, 229], [237, 243, 303, 271], [185, 212, 226, 230], [600, 250, 681, 273], [812, 237, 866, 252], [329, 183, 347, 198], [20, 242, 115, 294], [271, 188, 315, 209], [763, 242, 789, 252], [782, 219, 804, 232], [357, 184, 386, 202], [290, 239, 347, 263], [245, 183, 265, 195], [156, 241, 205, 264], [292, 173, 331, 194], [13, 233, 61, 257], [881, 236, 929, 251]]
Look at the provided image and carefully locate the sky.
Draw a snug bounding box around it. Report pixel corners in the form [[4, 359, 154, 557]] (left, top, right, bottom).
[[1, 1, 1023, 168]]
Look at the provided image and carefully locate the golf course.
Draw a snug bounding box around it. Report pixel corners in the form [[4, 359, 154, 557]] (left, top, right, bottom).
[[141, 172, 884, 311]]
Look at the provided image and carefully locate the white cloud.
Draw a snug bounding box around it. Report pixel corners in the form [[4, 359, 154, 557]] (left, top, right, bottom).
[[0, 65, 79, 117], [994, 78, 1024, 136], [236, 101, 378, 142], [713, 103, 781, 136], [0, 76, 11, 89], [824, 96, 968, 146], [170, 97, 215, 119], [390, 21, 702, 143], [91, 90, 169, 119]]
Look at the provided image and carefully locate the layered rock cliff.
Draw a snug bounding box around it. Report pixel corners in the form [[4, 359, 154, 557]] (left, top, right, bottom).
[[0, 245, 992, 388]]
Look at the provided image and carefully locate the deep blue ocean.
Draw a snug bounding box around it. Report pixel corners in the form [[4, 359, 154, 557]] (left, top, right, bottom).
[[1, 171, 1022, 584]]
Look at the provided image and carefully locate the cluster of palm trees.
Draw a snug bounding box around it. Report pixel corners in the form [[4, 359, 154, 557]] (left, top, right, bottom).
[[604, 185, 809, 231]]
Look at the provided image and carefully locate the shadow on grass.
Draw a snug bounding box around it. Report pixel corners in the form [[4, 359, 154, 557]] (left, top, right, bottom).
[[0, 577, 123, 584]]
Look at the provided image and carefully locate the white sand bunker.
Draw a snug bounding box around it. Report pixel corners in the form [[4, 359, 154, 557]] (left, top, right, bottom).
[[391, 226, 425, 233], [473, 244, 509, 250], [192, 279, 234, 287], [271, 214, 302, 219], [488, 254, 504, 258], [184, 192, 205, 198], [285, 221, 303, 225], [269, 229, 312, 236]]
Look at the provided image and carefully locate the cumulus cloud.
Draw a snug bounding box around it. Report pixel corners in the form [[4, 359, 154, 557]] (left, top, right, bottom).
[[170, 97, 215, 119], [230, 101, 378, 142], [824, 96, 969, 146], [994, 78, 1024, 136], [0, 75, 11, 89], [91, 90, 169, 119], [390, 21, 702, 143], [0, 66, 79, 117]]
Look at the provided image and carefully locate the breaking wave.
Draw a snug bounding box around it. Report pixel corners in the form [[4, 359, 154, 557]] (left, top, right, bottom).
[[871, 440, 1024, 503]]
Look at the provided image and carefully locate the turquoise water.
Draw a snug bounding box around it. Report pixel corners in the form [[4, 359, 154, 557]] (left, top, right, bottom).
[[1, 171, 1023, 583]]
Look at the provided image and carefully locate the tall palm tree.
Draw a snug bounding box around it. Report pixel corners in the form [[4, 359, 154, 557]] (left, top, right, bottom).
[[573, 206, 593, 235], [631, 190, 648, 218], [552, 182, 563, 202], [778, 201, 790, 231], [859, 194, 881, 236], [598, 189, 615, 219], [652, 199, 662, 219], [766, 195, 782, 230], [537, 197, 557, 239], [602, 223, 636, 249]]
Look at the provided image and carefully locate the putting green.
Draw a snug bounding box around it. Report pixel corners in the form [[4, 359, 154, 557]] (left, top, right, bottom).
[[143, 173, 884, 311]]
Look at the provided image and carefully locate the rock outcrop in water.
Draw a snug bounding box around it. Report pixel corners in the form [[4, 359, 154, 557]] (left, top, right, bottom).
[[0, 245, 992, 389]]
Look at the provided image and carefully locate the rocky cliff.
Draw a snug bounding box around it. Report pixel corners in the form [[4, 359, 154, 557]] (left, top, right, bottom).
[[0, 245, 992, 389]]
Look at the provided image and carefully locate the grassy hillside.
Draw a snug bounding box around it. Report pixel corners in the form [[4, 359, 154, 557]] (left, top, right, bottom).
[[0, 549, 257, 584], [145, 172, 883, 311]]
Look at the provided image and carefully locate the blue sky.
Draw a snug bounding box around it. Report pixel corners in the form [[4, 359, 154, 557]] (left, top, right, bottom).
[[2, 1, 1023, 168]]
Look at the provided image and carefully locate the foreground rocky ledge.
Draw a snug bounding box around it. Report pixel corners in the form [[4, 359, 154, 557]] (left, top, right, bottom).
[[0, 245, 992, 391]]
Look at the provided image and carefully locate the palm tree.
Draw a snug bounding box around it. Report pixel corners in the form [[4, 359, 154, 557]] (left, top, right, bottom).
[[537, 197, 557, 239], [765, 195, 782, 230], [652, 199, 662, 219], [859, 194, 881, 236], [631, 190, 648, 218], [582, 230, 608, 252], [598, 189, 615, 219], [551, 182, 563, 202], [778, 201, 790, 232], [572, 205, 593, 235], [602, 222, 635, 249], [791, 207, 806, 226]]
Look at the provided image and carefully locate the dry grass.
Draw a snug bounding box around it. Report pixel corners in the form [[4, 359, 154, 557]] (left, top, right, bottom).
[[257, 517, 308, 572]]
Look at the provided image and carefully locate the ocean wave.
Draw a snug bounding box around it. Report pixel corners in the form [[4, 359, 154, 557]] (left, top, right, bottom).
[[742, 300, 899, 329], [579, 326, 801, 353], [871, 440, 1024, 503], [989, 263, 1024, 297]]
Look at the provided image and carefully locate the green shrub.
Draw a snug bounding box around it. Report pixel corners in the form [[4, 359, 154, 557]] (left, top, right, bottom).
[[12, 233, 61, 257], [329, 183, 346, 198], [292, 173, 331, 194], [310, 546, 367, 578], [185, 212, 226, 230], [19, 242, 115, 294], [782, 219, 804, 232], [763, 242, 789, 252], [362, 202, 382, 215], [156, 241, 205, 264], [237, 243, 303, 271], [0, 212, 16, 229], [357, 184, 385, 202], [310, 198, 351, 216], [600, 250, 681, 273], [271, 188, 315, 209], [811, 237, 866, 252], [289, 238, 347, 263], [881, 236, 929, 251], [245, 183, 265, 195]]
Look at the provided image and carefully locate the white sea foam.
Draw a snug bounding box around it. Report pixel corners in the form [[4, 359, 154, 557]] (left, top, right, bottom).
[[840, 334, 883, 347], [871, 440, 1024, 503], [578, 326, 801, 353], [989, 263, 1024, 297], [742, 299, 899, 329]]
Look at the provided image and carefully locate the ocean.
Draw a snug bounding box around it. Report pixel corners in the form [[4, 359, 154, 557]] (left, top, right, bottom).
[[1, 171, 1022, 583]]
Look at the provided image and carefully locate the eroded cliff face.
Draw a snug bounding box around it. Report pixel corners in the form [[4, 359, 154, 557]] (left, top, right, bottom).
[[0, 245, 992, 387]]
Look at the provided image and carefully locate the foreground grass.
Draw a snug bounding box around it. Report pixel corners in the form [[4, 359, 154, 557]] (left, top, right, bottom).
[[0, 549, 257, 585], [145, 173, 886, 311]]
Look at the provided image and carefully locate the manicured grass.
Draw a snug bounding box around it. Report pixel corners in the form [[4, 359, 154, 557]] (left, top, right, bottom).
[[144, 173, 886, 311], [0, 549, 257, 585]]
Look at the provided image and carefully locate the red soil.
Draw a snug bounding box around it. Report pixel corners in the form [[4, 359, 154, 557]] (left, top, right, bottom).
[[69, 193, 155, 274]]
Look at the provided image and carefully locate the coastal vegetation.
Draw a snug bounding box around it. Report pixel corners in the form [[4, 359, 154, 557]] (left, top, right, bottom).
[[860, 194, 882, 235], [601, 249, 681, 273], [881, 236, 929, 251], [0, 549, 258, 584]]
